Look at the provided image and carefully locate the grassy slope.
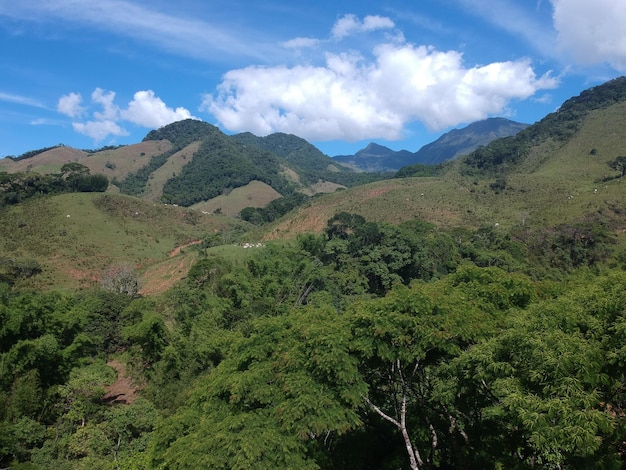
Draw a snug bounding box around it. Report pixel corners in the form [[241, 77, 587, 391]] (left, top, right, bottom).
[[0, 192, 241, 291], [143, 141, 201, 202], [264, 103, 626, 240], [0, 141, 173, 181], [190, 180, 282, 217]]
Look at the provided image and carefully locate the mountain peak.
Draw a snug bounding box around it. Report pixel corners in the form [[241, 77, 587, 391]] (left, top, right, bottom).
[[357, 143, 394, 157], [333, 118, 528, 171]]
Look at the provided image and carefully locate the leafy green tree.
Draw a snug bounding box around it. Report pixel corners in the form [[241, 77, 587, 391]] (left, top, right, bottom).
[[345, 269, 504, 469], [151, 306, 366, 469], [442, 271, 626, 468]]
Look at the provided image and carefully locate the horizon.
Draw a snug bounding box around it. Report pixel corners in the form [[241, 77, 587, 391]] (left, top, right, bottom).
[[1, 1, 625, 158], [0, 114, 531, 159]]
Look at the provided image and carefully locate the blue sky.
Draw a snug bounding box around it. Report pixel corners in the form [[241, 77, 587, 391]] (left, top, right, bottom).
[[1, 0, 625, 158]]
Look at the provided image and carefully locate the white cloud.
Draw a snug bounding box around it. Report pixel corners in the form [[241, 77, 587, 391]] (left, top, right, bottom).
[[551, 0, 626, 70], [72, 120, 129, 141], [331, 14, 395, 40], [121, 90, 195, 128], [59, 88, 195, 142], [92, 88, 119, 121], [203, 43, 557, 142], [57, 92, 85, 118], [281, 37, 320, 49]]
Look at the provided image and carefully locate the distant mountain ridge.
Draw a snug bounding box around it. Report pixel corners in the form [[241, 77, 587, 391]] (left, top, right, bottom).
[[0, 120, 386, 211], [333, 117, 529, 172]]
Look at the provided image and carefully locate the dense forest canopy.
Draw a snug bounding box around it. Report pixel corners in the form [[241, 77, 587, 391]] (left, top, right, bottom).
[[1, 208, 626, 469]]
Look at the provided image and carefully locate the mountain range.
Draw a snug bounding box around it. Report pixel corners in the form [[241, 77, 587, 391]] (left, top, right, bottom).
[[332, 117, 529, 172], [2, 76, 626, 291]]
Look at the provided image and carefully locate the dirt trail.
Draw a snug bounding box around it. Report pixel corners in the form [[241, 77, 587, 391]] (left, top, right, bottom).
[[169, 240, 202, 257], [138, 240, 202, 295], [102, 360, 140, 404]]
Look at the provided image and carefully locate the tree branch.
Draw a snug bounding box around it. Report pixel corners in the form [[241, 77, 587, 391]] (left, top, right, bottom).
[[363, 395, 400, 428]]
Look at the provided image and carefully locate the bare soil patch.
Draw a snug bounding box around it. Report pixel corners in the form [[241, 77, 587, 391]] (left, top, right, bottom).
[[102, 360, 140, 404]]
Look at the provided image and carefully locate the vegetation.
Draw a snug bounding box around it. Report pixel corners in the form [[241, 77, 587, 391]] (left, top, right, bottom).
[[2, 77, 626, 469], [0, 163, 108, 208], [161, 135, 293, 206], [6, 145, 63, 161], [1, 212, 625, 468], [232, 131, 391, 187], [395, 162, 445, 178], [115, 149, 176, 196]]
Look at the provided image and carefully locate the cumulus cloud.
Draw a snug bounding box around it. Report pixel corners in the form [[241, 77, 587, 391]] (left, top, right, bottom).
[[551, 0, 626, 71], [73, 120, 129, 141], [60, 89, 196, 142], [203, 42, 557, 142], [92, 88, 119, 121], [331, 14, 395, 40], [121, 90, 194, 127], [57, 92, 85, 118]]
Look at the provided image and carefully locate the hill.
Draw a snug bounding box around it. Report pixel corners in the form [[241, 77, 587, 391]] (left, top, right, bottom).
[[1, 120, 388, 211], [333, 143, 415, 172], [414, 117, 528, 165], [3, 77, 626, 290], [5, 78, 626, 470], [265, 78, 626, 239], [0, 191, 246, 291], [332, 118, 528, 171]]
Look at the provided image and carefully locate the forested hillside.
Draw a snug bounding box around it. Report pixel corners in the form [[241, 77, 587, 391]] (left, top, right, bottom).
[[2, 78, 626, 469], [2, 214, 626, 468]]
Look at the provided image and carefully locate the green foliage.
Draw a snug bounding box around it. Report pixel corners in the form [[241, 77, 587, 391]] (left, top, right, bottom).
[[240, 192, 309, 225], [0, 257, 41, 285], [443, 272, 626, 468], [608, 155, 626, 178], [231, 131, 390, 188], [115, 150, 174, 196], [394, 162, 444, 178], [152, 306, 365, 469], [142, 119, 220, 148], [0, 166, 108, 208], [0, 287, 154, 468], [161, 136, 292, 206]]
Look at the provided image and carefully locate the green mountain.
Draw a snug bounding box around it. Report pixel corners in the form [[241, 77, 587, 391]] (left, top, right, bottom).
[[333, 117, 528, 171], [267, 77, 626, 238], [2, 77, 626, 291], [0, 120, 390, 212], [230, 131, 390, 187]]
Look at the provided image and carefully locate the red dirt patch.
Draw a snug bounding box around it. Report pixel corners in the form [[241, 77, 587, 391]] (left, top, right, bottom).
[[102, 360, 140, 404], [169, 240, 202, 257], [139, 252, 198, 295]]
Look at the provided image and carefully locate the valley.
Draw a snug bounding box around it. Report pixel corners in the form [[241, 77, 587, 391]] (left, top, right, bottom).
[[2, 77, 626, 469]]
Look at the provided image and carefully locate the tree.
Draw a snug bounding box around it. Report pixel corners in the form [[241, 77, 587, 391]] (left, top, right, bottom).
[[60, 162, 91, 191], [441, 271, 626, 468], [101, 263, 140, 298], [609, 156, 626, 178], [345, 265, 532, 469], [150, 306, 366, 469]]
